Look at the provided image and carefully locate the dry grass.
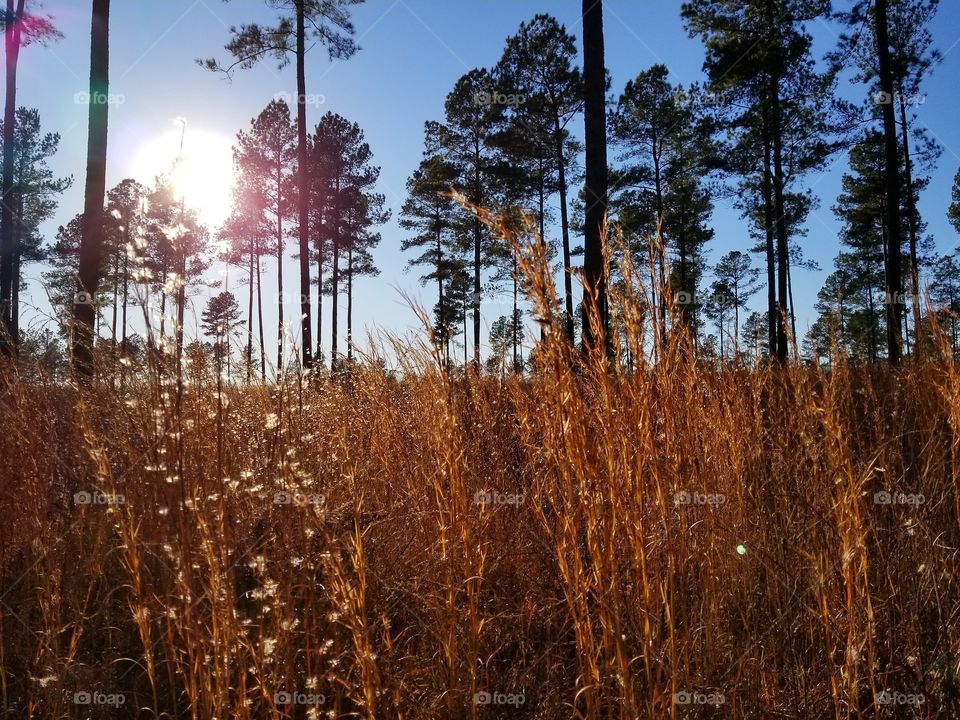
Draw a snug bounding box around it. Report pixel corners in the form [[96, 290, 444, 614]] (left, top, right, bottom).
[[1, 221, 959, 719]]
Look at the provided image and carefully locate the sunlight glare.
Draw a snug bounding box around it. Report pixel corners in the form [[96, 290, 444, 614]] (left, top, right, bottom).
[[132, 124, 234, 228]]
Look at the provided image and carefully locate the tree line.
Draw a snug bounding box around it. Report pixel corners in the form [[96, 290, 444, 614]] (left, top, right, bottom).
[[2, 0, 959, 378]]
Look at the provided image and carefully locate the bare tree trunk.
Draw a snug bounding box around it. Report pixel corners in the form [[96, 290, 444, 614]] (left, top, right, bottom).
[[10, 189, 21, 343], [582, 0, 608, 356], [72, 0, 110, 377], [246, 241, 254, 382], [554, 124, 575, 343], [0, 0, 23, 352], [875, 0, 904, 365], [762, 129, 777, 360], [347, 247, 353, 364], [121, 246, 128, 354], [110, 245, 118, 345], [472, 150, 482, 369], [512, 256, 518, 371], [436, 218, 446, 368], [330, 234, 339, 372], [276, 158, 284, 376], [316, 243, 323, 364], [897, 84, 922, 360], [294, 0, 312, 368], [256, 250, 265, 382]]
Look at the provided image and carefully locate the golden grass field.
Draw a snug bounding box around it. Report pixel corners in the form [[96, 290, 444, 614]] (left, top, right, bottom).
[[1, 229, 959, 718]]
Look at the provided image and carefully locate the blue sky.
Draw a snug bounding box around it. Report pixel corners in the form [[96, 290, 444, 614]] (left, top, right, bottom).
[[19, 0, 960, 362]]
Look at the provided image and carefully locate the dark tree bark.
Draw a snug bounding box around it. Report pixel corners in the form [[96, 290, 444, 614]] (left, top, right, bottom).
[[275, 155, 284, 374], [897, 84, 922, 358], [72, 0, 110, 377], [875, 0, 904, 365], [764, 0, 790, 363], [0, 0, 24, 351], [256, 250, 265, 382], [581, 0, 608, 354], [472, 143, 481, 368], [246, 239, 254, 382], [347, 246, 353, 363], [554, 119, 575, 343], [295, 0, 313, 368]]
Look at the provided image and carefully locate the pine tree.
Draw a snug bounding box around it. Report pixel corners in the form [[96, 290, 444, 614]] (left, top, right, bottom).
[[201, 289, 243, 375], [609, 66, 714, 337], [713, 250, 760, 354], [104, 179, 145, 358], [232, 99, 296, 375], [683, 0, 842, 361], [309, 112, 387, 372], [220, 175, 271, 381], [497, 14, 583, 342], [437, 69, 504, 367], [835, 0, 942, 357], [0, 1, 59, 351], [0, 107, 70, 341], [203, 0, 364, 368], [400, 138, 461, 367]]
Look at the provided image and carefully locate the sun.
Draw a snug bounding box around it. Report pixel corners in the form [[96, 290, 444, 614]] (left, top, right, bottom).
[[132, 123, 235, 228]]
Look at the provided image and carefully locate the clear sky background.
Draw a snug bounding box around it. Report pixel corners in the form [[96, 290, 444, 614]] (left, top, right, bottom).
[[18, 0, 960, 364]]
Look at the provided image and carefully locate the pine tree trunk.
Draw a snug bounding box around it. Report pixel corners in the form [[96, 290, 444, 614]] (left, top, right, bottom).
[[436, 216, 446, 368], [111, 246, 119, 346], [897, 84, 922, 359], [875, 0, 904, 365], [512, 257, 518, 371], [317, 244, 323, 365], [347, 247, 353, 364], [10, 189, 21, 346], [246, 241, 254, 382], [315, 232, 323, 363], [581, 0, 608, 356], [295, 0, 312, 368], [121, 247, 128, 355], [554, 123, 575, 343], [472, 149, 482, 369], [331, 233, 339, 372], [0, 0, 23, 352], [256, 250, 265, 382], [72, 0, 110, 377], [276, 158, 284, 376], [762, 129, 777, 360]]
